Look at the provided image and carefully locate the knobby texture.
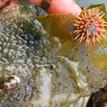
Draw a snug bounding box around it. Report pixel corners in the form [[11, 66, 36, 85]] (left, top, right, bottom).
[[0, 3, 107, 107]]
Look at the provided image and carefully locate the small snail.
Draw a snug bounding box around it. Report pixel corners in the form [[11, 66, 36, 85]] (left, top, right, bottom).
[[0, 75, 20, 91]]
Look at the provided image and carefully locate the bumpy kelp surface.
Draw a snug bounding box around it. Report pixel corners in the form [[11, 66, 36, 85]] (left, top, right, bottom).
[[0, 4, 107, 107]]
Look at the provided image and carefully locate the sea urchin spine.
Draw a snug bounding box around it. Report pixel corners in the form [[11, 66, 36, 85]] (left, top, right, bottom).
[[73, 8, 107, 46]]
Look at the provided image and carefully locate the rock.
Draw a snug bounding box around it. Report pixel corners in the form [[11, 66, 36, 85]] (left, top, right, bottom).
[[0, 5, 106, 107]]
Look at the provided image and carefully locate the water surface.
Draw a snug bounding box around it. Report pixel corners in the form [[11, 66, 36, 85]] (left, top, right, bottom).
[[77, 0, 107, 8]]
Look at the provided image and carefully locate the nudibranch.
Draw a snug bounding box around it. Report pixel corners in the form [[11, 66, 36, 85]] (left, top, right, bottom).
[[0, 0, 18, 9], [28, 0, 82, 16], [0, 0, 9, 9], [0, 0, 81, 16], [73, 8, 107, 46]]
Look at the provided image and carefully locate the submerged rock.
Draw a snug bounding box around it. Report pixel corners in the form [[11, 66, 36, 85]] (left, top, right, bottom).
[[0, 5, 106, 107]]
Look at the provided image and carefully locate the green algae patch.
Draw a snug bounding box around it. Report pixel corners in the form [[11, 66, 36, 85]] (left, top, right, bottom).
[[37, 14, 80, 56], [88, 38, 107, 72], [37, 14, 75, 41], [88, 4, 106, 13]]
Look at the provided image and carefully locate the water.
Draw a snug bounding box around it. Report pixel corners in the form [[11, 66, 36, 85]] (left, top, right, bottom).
[[77, 0, 107, 9]]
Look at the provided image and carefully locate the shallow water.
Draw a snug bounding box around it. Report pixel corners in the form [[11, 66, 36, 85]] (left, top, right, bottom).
[[77, 0, 107, 8]]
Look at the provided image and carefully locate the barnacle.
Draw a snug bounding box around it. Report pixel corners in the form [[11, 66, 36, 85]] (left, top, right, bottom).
[[73, 8, 107, 46], [0, 75, 20, 91]]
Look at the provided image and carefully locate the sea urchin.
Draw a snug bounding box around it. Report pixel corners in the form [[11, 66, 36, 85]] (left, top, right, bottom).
[[73, 8, 107, 46]]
